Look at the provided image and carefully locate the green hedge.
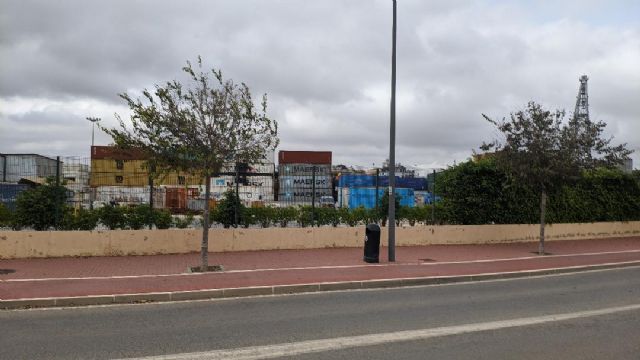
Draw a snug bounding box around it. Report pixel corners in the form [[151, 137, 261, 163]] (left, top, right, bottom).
[[5, 163, 637, 231], [436, 160, 640, 225]]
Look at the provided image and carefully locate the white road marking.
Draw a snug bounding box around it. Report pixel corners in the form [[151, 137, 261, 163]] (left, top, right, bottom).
[[119, 303, 640, 360], [3, 249, 640, 282]]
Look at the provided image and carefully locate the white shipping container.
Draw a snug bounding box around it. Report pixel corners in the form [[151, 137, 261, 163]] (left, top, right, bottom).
[[211, 176, 274, 188], [279, 175, 332, 189], [210, 185, 274, 202], [338, 187, 350, 208], [278, 163, 331, 176], [95, 186, 148, 205]]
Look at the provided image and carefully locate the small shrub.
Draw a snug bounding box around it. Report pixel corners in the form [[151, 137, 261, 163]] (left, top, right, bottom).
[[124, 205, 154, 230], [253, 206, 275, 228], [339, 207, 358, 227], [242, 207, 258, 228], [211, 190, 245, 228], [0, 203, 14, 228], [69, 208, 100, 230], [297, 206, 314, 227], [173, 214, 194, 229], [316, 207, 339, 227], [275, 207, 297, 227], [99, 205, 127, 230], [154, 209, 173, 229]]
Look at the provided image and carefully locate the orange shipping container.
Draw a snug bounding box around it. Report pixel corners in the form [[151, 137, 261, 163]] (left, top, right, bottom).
[[165, 188, 186, 210], [278, 151, 332, 165]]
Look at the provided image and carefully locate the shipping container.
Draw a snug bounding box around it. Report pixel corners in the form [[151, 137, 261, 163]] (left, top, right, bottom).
[[94, 186, 163, 207], [394, 177, 428, 190], [187, 198, 218, 211], [218, 163, 275, 174], [91, 146, 146, 160], [278, 188, 332, 204], [65, 183, 92, 209], [338, 174, 375, 187], [279, 175, 332, 189], [338, 174, 428, 190], [90, 159, 204, 187], [210, 185, 274, 203], [278, 163, 331, 176], [278, 151, 332, 165], [347, 187, 414, 209], [165, 188, 187, 210], [338, 187, 350, 208], [0, 183, 30, 211], [210, 175, 274, 188]]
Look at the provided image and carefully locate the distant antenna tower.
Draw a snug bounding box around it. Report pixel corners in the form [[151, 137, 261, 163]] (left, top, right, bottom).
[[574, 75, 589, 122]]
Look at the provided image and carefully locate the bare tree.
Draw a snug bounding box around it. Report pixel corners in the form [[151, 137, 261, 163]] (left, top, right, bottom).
[[481, 101, 631, 254], [102, 57, 279, 270]]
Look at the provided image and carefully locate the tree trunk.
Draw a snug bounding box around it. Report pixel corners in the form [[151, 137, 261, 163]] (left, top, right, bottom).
[[538, 189, 547, 255], [201, 175, 211, 271]]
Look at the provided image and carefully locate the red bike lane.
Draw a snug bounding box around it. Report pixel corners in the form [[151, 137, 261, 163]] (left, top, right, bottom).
[[2, 248, 640, 300]]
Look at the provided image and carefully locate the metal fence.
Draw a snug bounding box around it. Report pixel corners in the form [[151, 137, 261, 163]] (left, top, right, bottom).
[[0, 155, 91, 211], [0, 154, 446, 229], [0, 155, 333, 212]]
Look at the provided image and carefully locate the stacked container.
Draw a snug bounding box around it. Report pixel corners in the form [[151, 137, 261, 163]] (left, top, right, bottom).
[[337, 174, 428, 209], [208, 150, 276, 206], [278, 151, 332, 206]]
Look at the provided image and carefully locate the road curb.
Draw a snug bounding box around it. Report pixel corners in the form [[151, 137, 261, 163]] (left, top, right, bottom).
[[2, 261, 640, 310]]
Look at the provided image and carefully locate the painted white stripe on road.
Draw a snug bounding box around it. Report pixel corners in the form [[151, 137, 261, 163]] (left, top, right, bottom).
[[119, 303, 640, 360], [4, 249, 640, 282]]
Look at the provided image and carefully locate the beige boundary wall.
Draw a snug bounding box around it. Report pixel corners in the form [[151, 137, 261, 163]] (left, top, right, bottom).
[[1, 221, 639, 259]]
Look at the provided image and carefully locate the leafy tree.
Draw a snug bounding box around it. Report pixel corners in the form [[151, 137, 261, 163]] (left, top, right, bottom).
[[102, 57, 278, 270], [481, 101, 632, 254], [14, 182, 67, 230]]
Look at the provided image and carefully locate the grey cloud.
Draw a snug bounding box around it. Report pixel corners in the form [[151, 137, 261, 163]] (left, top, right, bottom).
[[1, 0, 638, 169]]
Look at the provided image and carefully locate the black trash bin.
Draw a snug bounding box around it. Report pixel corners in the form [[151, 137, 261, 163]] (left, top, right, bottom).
[[364, 223, 381, 263]]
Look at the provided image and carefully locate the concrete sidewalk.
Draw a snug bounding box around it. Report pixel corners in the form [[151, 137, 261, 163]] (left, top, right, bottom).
[[1, 237, 640, 309]]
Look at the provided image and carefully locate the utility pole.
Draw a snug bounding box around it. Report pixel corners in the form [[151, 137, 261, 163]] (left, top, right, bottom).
[[431, 169, 436, 224], [375, 167, 380, 221], [388, 0, 397, 262]]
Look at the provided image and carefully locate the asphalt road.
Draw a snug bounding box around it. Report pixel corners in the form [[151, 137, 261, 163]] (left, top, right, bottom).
[[2, 267, 639, 359]]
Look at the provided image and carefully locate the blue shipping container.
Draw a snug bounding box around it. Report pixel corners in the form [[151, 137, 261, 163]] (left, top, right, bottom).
[[348, 187, 414, 209], [338, 175, 427, 190], [414, 191, 443, 205], [0, 183, 30, 211], [338, 174, 375, 187]]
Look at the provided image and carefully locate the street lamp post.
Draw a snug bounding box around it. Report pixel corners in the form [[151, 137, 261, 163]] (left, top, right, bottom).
[[86, 117, 101, 147], [388, 0, 397, 262], [86, 117, 100, 211]]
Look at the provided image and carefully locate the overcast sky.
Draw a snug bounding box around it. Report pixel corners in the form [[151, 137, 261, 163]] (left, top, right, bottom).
[[1, 0, 639, 170]]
